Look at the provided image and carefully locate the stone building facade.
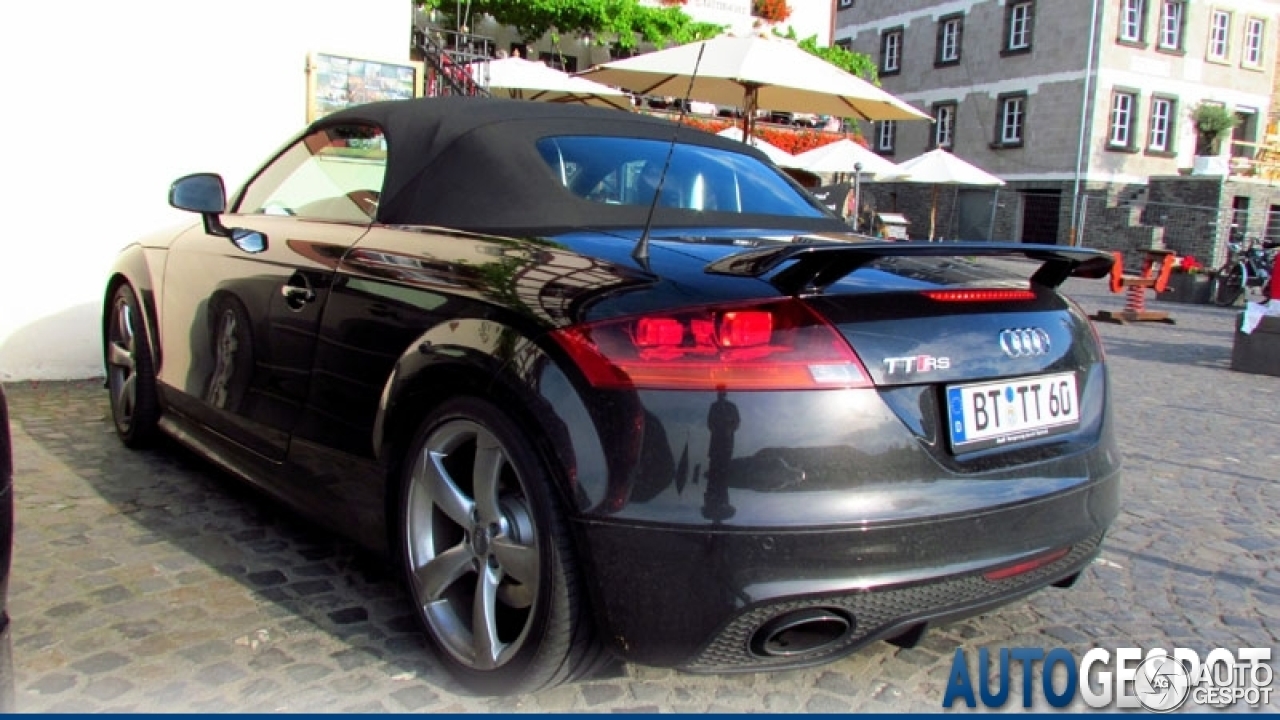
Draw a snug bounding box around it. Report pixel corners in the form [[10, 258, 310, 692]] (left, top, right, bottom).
[[834, 0, 1280, 260]]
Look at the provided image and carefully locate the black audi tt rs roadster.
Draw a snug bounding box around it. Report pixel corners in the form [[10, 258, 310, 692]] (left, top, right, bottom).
[[102, 97, 1120, 694]]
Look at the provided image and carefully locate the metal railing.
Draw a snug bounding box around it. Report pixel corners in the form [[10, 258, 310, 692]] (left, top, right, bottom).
[[414, 26, 493, 98]]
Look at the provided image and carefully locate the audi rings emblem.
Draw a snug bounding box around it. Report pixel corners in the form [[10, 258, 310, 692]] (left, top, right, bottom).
[[999, 328, 1052, 358]]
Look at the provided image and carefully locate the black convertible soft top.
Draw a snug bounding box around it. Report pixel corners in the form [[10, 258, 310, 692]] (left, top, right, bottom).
[[312, 97, 846, 235]]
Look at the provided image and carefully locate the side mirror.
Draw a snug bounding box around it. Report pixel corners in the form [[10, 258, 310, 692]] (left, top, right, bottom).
[[169, 173, 226, 214], [168, 173, 267, 253]]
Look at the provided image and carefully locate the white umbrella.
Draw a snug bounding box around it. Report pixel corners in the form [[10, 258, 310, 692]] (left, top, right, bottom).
[[793, 139, 904, 178], [895, 148, 1005, 240], [579, 35, 929, 137], [474, 57, 632, 111], [715, 127, 801, 168]]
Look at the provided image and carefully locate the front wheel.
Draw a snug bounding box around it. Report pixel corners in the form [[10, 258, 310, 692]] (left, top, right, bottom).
[[105, 283, 160, 447], [1213, 264, 1246, 307], [396, 397, 605, 694]]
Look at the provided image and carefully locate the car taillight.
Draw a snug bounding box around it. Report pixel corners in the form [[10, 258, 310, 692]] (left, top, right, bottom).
[[923, 288, 1036, 302], [551, 298, 872, 391]]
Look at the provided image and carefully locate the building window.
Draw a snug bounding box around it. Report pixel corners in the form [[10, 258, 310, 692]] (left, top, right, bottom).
[[877, 121, 896, 154], [936, 14, 963, 66], [995, 93, 1027, 148], [1148, 96, 1176, 153], [1157, 1, 1184, 51], [1209, 10, 1231, 61], [1119, 0, 1146, 44], [1244, 18, 1265, 66], [1109, 91, 1138, 149], [933, 102, 957, 149], [880, 28, 903, 75], [1004, 1, 1034, 54], [837, 0, 853, 8]]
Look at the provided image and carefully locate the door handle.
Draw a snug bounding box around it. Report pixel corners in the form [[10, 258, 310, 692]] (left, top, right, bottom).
[[281, 273, 316, 308]]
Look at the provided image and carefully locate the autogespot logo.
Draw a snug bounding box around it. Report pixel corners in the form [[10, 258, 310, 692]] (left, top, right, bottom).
[[942, 646, 1273, 711]]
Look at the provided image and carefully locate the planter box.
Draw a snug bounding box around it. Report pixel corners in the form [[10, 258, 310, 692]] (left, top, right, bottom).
[[1193, 155, 1228, 176], [1231, 314, 1280, 377], [1160, 273, 1214, 304]]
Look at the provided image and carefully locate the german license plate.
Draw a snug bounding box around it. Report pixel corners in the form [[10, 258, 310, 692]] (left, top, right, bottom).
[[946, 372, 1080, 452]]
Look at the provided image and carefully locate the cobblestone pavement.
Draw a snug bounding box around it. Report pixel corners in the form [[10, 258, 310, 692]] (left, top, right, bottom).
[[3, 278, 1278, 712]]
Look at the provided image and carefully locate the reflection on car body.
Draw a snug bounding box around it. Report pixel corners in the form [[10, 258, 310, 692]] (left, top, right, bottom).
[[102, 97, 1120, 695]]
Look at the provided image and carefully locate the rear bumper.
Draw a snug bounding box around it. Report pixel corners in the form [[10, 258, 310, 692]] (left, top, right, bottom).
[[573, 466, 1120, 670]]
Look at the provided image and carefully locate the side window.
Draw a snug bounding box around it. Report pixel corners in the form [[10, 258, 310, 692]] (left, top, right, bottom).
[[236, 125, 387, 222]]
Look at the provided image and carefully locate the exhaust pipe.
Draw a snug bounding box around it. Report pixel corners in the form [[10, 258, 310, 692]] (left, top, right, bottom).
[[749, 608, 854, 658]]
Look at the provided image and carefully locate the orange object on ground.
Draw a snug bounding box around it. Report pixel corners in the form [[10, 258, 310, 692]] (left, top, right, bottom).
[[1093, 249, 1178, 324]]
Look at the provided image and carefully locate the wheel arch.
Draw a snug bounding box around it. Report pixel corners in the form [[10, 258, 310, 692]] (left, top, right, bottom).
[[373, 320, 588, 536], [102, 244, 163, 375]]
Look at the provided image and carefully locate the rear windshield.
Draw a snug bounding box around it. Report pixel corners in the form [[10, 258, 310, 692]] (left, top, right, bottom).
[[536, 136, 829, 219]]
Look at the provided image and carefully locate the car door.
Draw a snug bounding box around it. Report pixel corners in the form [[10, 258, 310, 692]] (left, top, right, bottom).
[[159, 124, 387, 461]]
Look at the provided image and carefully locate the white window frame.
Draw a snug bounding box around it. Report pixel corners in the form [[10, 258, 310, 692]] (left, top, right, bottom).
[[882, 30, 902, 73], [1000, 96, 1025, 145], [1121, 0, 1145, 43], [1109, 92, 1136, 147], [1158, 1, 1183, 50], [1244, 18, 1264, 66], [934, 104, 956, 149], [1148, 97, 1173, 151], [877, 121, 896, 152], [1209, 10, 1231, 61], [1008, 3, 1032, 50], [940, 18, 962, 62]]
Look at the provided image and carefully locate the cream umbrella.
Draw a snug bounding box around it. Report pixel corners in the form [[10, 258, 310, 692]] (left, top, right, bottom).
[[895, 149, 1005, 240], [579, 35, 929, 138], [793, 138, 905, 179], [473, 57, 632, 110], [794, 139, 907, 232], [715, 127, 802, 168]]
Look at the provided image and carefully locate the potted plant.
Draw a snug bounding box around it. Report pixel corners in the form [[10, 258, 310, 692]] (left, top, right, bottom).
[[1161, 254, 1214, 303], [1192, 103, 1238, 175]]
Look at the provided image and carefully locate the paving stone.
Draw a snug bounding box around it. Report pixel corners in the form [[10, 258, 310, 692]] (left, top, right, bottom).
[[70, 651, 131, 675], [389, 685, 440, 711], [582, 682, 626, 706]]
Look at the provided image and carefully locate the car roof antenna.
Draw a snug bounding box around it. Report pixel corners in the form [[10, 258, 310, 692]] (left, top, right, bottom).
[[633, 42, 707, 266]]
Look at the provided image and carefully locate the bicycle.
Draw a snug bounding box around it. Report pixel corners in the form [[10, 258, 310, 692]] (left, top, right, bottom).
[[1212, 237, 1278, 306]]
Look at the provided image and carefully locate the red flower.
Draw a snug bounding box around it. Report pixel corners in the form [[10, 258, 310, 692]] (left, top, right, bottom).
[[751, 0, 791, 22], [1174, 255, 1204, 273]]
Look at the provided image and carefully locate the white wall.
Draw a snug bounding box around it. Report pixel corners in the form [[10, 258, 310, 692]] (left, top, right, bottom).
[[0, 0, 409, 380]]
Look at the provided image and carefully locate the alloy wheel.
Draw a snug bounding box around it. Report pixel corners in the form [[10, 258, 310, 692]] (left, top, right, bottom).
[[107, 294, 139, 429], [404, 419, 540, 671]]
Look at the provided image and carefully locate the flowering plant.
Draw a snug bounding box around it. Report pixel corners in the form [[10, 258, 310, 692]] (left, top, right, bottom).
[[1173, 255, 1205, 274], [751, 0, 791, 23]]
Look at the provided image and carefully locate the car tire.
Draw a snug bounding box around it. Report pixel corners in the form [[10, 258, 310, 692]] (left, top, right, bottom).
[[105, 283, 160, 448], [396, 397, 606, 694]]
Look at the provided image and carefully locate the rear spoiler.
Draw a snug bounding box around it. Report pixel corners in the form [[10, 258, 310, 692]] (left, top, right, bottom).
[[704, 241, 1115, 295]]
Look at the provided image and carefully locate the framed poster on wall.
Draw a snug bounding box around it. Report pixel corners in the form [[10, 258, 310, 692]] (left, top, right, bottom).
[[307, 52, 423, 122]]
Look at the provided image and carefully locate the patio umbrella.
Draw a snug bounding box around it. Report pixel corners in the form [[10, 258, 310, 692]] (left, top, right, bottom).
[[473, 57, 632, 111], [792, 138, 905, 179], [794, 139, 906, 233], [578, 35, 929, 138], [895, 148, 1005, 240], [715, 127, 802, 168]]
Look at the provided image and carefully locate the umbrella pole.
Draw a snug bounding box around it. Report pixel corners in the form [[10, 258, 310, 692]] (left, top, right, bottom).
[[930, 185, 938, 242], [741, 86, 758, 143]]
